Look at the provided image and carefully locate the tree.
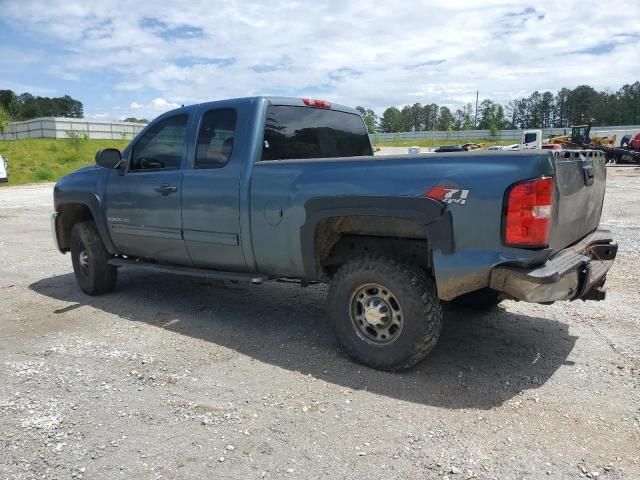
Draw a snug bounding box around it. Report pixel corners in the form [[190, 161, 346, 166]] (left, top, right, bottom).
[[399, 105, 413, 131], [617, 82, 640, 125], [436, 106, 454, 131], [539, 92, 555, 128], [17, 93, 41, 119], [409, 103, 423, 131], [123, 117, 149, 124], [379, 107, 402, 133], [0, 90, 20, 119], [505, 99, 521, 128], [554, 88, 570, 127], [477, 99, 506, 135], [355, 107, 378, 133], [0, 106, 9, 134], [567, 85, 598, 124], [365, 81, 640, 134], [455, 103, 474, 130], [0, 90, 84, 120], [422, 103, 439, 131]]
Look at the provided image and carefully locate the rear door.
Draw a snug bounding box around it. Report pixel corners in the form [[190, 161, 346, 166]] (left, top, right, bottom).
[[180, 105, 247, 271], [105, 113, 191, 265], [250, 102, 374, 276], [548, 150, 607, 250]]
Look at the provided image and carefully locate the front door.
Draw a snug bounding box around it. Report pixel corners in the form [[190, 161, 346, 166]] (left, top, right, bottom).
[[181, 107, 246, 270], [105, 113, 191, 265]]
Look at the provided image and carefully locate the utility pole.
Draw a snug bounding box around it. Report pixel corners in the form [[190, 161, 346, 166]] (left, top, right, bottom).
[[474, 90, 479, 129]]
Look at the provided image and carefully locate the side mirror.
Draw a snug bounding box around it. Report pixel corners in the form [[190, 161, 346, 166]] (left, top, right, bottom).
[[95, 148, 122, 169]]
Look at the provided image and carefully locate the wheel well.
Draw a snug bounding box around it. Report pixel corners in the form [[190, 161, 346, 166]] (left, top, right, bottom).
[[57, 203, 94, 251], [314, 216, 431, 279]]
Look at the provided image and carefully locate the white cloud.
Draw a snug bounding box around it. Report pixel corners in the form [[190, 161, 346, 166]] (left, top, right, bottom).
[[120, 98, 180, 119], [2, 0, 639, 116]]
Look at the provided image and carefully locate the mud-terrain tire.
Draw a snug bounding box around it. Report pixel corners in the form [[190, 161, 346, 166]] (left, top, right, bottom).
[[327, 256, 442, 371], [70, 221, 117, 295], [451, 288, 502, 311]]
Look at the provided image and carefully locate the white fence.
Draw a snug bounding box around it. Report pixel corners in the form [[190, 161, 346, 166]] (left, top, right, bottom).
[[372, 126, 640, 146], [2, 117, 639, 147], [0, 117, 147, 141]]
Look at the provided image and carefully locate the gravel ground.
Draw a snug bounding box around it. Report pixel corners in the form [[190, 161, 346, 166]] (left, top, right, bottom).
[[0, 167, 639, 480]]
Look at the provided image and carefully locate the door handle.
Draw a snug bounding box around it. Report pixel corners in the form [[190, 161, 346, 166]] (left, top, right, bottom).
[[154, 184, 178, 195], [583, 164, 594, 186]]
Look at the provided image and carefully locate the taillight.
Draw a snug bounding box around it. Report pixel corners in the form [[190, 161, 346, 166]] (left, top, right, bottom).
[[302, 98, 331, 109], [504, 177, 554, 247]]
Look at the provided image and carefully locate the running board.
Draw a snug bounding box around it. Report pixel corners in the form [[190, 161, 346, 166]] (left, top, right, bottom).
[[108, 258, 266, 283]]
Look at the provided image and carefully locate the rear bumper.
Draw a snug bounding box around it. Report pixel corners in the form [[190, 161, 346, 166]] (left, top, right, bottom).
[[490, 229, 617, 303]]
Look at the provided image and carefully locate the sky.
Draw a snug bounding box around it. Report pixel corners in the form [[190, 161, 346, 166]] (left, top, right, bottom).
[[1, 0, 639, 121]]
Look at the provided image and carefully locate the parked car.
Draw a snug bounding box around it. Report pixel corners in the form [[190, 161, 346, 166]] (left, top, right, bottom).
[[51, 96, 617, 371], [502, 144, 520, 151], [0, 154, 8, 183], [433, 144, 464, 152], [487, 145, 502, 151], [620, 132, 640, 150]]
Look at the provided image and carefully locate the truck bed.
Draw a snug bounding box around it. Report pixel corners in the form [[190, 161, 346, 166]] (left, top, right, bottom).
[[250, 149, 607, 299]]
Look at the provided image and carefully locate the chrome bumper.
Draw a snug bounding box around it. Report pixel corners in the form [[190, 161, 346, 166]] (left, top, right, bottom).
[[490, 229, 617, 303]]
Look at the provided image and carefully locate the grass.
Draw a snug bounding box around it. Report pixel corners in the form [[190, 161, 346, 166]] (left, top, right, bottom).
[[0, 136, 520, 186], [374, 138, 517, 148], [0, 138, 130, 186]]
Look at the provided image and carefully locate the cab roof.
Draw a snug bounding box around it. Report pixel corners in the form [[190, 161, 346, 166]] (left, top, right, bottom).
[[160, 96, 360, 118]]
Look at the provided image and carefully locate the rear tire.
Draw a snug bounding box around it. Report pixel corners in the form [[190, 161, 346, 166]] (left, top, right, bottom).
[[70, 221, 117, 295], [327, 256, 442, 371], [451, 288, 502, 311]]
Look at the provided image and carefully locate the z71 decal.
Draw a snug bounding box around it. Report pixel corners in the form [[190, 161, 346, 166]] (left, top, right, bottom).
[[424, 186, 470, 205]]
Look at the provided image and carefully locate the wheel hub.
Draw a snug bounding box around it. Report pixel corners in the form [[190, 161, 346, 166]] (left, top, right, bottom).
[[363, 299, 390, 327], [79, 248, 89, 270], [350, 283, 403, 345]]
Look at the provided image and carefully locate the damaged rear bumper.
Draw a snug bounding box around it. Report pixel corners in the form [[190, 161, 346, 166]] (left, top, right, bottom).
[[490, 229, 617, 303]]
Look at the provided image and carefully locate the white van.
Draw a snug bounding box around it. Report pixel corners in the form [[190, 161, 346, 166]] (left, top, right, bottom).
[[0, 154, 8, 183]]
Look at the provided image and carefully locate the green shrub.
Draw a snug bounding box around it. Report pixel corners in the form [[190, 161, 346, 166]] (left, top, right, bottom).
[[33, 167, 55, 181], [66, 130, 89, 152]]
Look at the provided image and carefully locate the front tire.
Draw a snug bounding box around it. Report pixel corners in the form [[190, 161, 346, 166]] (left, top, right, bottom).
[[70, 221, 117, 295], [327, 256, 442, 371]]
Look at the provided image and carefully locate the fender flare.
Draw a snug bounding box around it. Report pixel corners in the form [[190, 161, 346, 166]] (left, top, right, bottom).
[[54, 190, 117, 255], [300, 196, 454, 280]]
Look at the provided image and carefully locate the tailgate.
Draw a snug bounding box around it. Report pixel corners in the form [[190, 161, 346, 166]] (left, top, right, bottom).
[[548, 150, 606, 251]]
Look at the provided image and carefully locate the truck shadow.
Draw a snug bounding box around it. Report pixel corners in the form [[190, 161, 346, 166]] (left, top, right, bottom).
[[30, 271, 577, 410]]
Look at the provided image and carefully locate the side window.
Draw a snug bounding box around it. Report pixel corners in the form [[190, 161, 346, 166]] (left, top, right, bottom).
[[195, 108, 237, 169], [130, 115, 188, 171]]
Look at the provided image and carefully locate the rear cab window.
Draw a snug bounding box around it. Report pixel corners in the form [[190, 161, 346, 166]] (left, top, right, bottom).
[[262, 105, 373, 161], [195, 108, 237, 169]]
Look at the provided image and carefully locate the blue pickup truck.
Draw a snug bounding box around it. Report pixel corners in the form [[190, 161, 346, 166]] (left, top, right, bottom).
[[51, 96, 617, 370]]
